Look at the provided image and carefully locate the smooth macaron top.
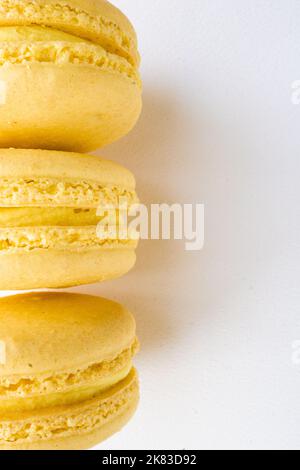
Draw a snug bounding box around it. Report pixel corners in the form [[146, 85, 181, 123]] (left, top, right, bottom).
[[0, 148, 135, 189], [0, 0, 139, 66], [0, 293, 137, 378]]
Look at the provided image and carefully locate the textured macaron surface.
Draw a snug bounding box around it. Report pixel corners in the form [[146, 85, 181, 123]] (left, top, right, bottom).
[[0, 148, 137, 249], [0, 0, 139, 66], [0, 148, 137, 206], [0, 293, 139, 448], [0, 25, 140, 86], [0, 369, 139, 449]]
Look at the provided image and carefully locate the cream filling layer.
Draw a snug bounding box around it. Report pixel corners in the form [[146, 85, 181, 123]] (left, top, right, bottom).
[[0, 207, 100, 227], [0, 363, 132, 414], [0, 226, 137, 252], [0, 369, 139, 444], [0, 26, 140, 85], [0, 25, 92, 42]]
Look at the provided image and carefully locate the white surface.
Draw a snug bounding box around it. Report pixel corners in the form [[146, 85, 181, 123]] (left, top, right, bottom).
[[3, 0, 300, 451]]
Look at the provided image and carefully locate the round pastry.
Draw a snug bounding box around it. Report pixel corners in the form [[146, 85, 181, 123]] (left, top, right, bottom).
[[0, 0, 142, 151], [0, 148, 139, 289], [0, 292, 140, 450]]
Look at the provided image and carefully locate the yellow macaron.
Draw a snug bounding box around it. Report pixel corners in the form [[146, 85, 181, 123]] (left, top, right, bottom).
[[0, 292, 140, 450], [0, 148, 139, 290], [0, 0, 142, 151]]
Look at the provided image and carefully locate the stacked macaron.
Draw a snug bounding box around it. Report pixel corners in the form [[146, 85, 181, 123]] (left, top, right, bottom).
[[0, 293, 139, 450], [0, 0, 142, 150], [0, 0, 142, 449]]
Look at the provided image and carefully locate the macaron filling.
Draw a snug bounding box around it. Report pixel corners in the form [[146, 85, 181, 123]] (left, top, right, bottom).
[[0, 362, 133, 414], [0, 164, 138, 253], [0, 206, 136, 251], [0, 226, 137, 252], [0, 369, 139, 446], [0, 207, 100, 227], [0, 25, 93, 43], [0, 26, 140, 85]]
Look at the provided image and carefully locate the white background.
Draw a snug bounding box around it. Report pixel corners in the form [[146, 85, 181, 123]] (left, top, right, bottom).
[[5, 0, 300, 450], [95, 0, 300, 450]]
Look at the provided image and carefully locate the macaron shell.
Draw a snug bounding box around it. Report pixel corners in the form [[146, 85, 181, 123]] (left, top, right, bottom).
[[0, 293, 136, 377], [0, 369, 139, 450], [0, 400, 138, 449], [0, 247, 136, 290], [0, 62, 141, 152], [0, 149, 136, 189], [0, 397, 138, 450]]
